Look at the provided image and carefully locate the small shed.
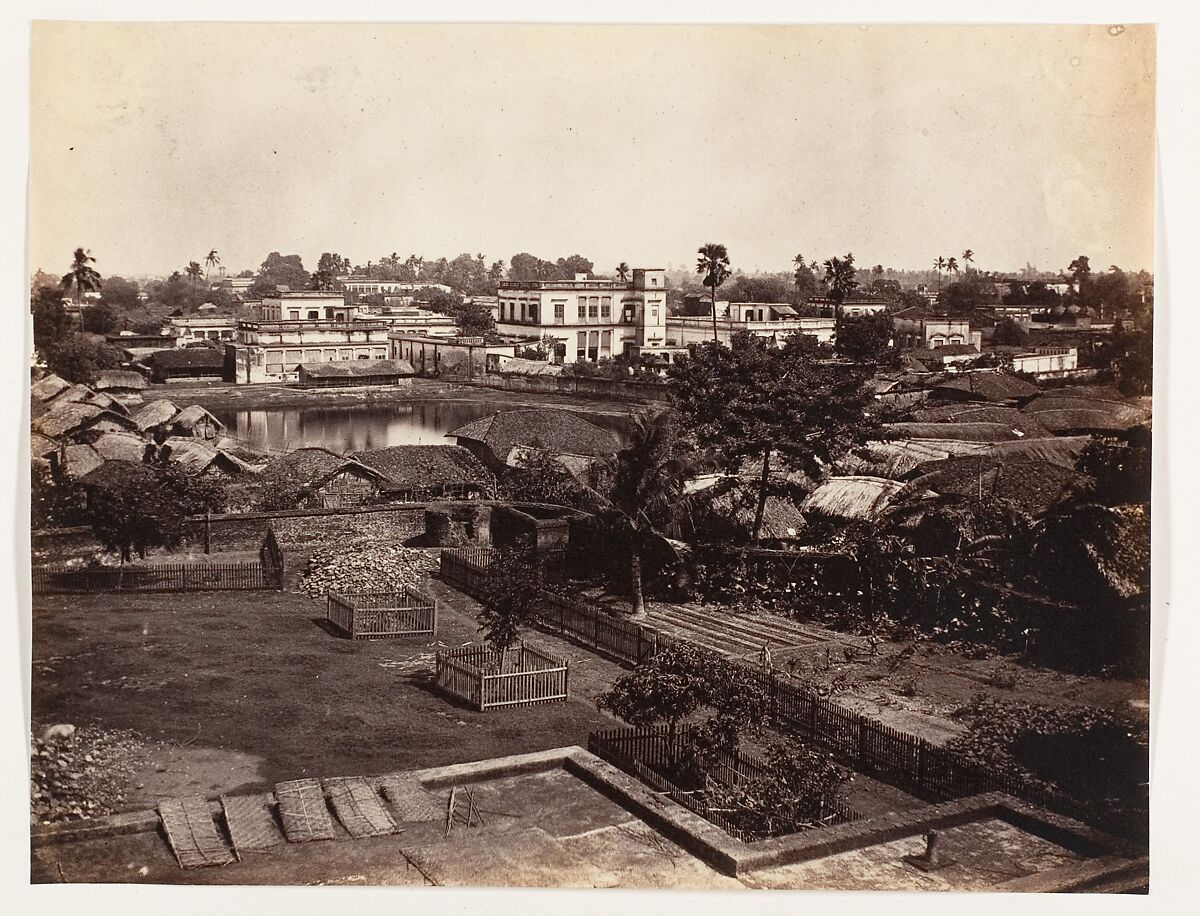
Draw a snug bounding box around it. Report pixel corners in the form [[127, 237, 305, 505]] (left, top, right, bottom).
[[143, 347, 226, 382], [242, 447, 391, 510], [134, 398, 180, 433], [296, 359, 415, 389], [167, 404, 226, 440], [352, 445, 494, 500]]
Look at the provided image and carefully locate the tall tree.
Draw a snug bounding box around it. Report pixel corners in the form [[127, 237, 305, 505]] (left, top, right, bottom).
[[1068, 255, 1092, 310], [204, 249, 220, 282], [934, 256, 947, 292], [669, 331, 873, 543], [946, 256, 959, 283], [962, 248, 975, 273], [696, 243, 732, 342], [185, 261, 203, 293], [822, 252, 859, 322], [61, 247, 102, 306], [615, 262, 630, 283], [594, 411, 706, 618]]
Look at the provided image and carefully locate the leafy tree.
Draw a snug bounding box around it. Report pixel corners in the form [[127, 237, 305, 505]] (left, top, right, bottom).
[[1075, 427, 1151, 506], [946, 256, 959, 282], [308, 268, 340, 291], [61, 247, 102, 303], [555, 254, 594, 279], [249, 252, 309, 297], [98, 276, 141, 310], [44, 334, 123, 385], [81, 301, 119, 334], [32, 464, 88, 529], [669, 332, 873, 542], [992, 317, 1030, 347], [317, 252, 351, 275], [479, 543, 544, 651], [32, 286, 72, 353], [939, 277, 993, 315], [934, 256, 947, 292], [822, 252, 859, 320], [792, 256, 819, 302], [420, 289, 495, 337], [696, 243, 732, 342], [503, 448, 590, 508], [81, 461, 225, 563], [1068, 255, 1092, 307], [724, 274, 791, 304], [615, 262, 630, 282], [836, 313, 894, 363]]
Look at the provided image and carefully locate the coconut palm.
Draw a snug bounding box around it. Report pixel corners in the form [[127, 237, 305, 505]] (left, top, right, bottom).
[[934, 256, 947, 292], [61, 247, 102, 309], [822, 252, 859, 321], [615, 262, 630, 283], [947, 257, 959, 282], [185, 261, 203, 292], [962, 249, 974, 273], [696, 243, 731, 343], [204, 249, 220, 282], [596, 411, 709, 619]]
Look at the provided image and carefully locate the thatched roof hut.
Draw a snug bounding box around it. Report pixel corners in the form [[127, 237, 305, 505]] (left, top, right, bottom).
[[30, 373, 70, 403], [134, 398, 180, 432], [930, 372, 1038, 404], [93, 370, 149, 394], [168, 404, 226, 439], [883, 422, 1025, 443], [906, 457, 1092, 516], [352, 445, 493, 497], [802, 476, 907, 522]]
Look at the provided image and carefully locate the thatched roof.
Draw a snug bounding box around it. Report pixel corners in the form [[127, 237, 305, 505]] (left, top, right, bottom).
[[351, 445, 492, 491], [34, 403, 102, 439], [497, 358, 564, 377], [89, 431, 151, 463], [448, 409, 618, 462], [60, 444, 105, 480], [30, 374, 70, 402], [930, 372, 1038, 403], [144, 347, 225, 369], [803, 476, 907, 521], [838, 439, 991, 479], [170, 404, 226, 437], [909, 404, 1050, 437], [706, 485, 807, 540], [134, 398, 180, 431], [31, 432, 58, 461], [241, 447, 388, 509], [298, 359, 415, 379], [1039, 384, 1128, 403], [161, 437, 256, 474], [982, 436, 1092, 467], [84, 390, 130, 416], [1029, 409, 1146, 435], [93, 370, 149, 392], [906, 457, 1092, 515], [883, 422, 1024, 442]]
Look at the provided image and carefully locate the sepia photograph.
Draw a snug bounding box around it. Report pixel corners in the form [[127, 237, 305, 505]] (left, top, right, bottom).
[[15, 10, 1175, 902]]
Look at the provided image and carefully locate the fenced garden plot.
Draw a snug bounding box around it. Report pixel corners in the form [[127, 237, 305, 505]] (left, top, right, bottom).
[[435, 642, 569, 711], [439, 547, 663, 666], [325, 588, 438, 640], [588, 724, 860, 842], [33, 528, 286, 595]]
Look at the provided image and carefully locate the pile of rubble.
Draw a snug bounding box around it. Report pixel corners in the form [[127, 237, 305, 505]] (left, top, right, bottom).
[[300, 537, 437, 597], [29, 723, 152, 826]]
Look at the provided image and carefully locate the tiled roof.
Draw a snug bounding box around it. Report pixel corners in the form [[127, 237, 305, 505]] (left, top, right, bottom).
[[352, 445, 492, 491], [930, 372, 1039, 403], [447, 409, 618, 461], [907, 457, 1092, 515], [298, 359, 415, 378], [883, 422, 1025, 443]]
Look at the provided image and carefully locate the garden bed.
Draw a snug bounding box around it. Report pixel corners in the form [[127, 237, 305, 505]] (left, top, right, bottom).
[[325, 588, 438, 640]]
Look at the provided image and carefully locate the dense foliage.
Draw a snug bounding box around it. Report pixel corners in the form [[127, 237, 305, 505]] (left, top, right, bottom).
[[478, 544, 546, 651]]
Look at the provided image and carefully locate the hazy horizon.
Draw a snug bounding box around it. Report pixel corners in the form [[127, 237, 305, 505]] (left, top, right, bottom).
[[30, 23, 1156, 282]]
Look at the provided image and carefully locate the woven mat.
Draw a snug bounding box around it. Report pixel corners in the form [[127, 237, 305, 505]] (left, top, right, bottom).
[[275, 778, 336, 842], [221, 792, 284, 854], [324, 776, 397, 838], [376, 775, 444, 822], [158, 796, 236, 868]]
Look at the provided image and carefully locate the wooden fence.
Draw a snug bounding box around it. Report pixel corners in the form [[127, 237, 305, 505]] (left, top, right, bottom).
[[326, 588, 438, 640], [33, 528, 286, 595], [439, 548, 660, 666], [588, 724, 860, 842], [435, 642, 569, 711]]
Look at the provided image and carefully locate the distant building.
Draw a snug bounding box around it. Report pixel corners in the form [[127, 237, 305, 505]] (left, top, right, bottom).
[[141, 347, 227, 383], [357, 302, 457, 337], [808, 297, 890, 318], [892, 307, 983, 350], [667, 301, 836, 348], [165, 316, 238, 346], [1009, 347, 1079, 378], [226, 318, 390, 384], [388, 333, 515, 378], [296, 358, 416, 389], [254, 291, 356, 322], [341, 278, 454, 297], [495, 269, 669, 363]]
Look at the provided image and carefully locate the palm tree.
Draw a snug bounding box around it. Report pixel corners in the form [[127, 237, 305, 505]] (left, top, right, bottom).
[[61, 248, 102, 323], [793, 253, 806, 269], [696, 243, 731, 343], [204, 249, 220, 282], [615, 262, 630, 283], [962, 249, 974, 273], [598, 411, 708, 619], [822, 252, 859, 321], [934, 256, 947, 292], [185, 261, 203, 293], [947, 257, 959, 283]]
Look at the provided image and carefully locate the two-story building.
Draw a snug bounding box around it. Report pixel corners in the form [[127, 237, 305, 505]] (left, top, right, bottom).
[[224, 315, 390, 384], [667, 301, 837, 348], [340, 278, 454, 298], [165, 315, 238, 346], [892, 307, 983, 351], [495, 269, 669, 363], [253, 291, 357, 322], [357, 303, 457, 337]]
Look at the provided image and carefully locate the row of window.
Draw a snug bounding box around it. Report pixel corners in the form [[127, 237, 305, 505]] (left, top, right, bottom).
[[576, 329, 614, 362]]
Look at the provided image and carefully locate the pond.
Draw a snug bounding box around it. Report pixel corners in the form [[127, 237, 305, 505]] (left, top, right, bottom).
[[209, 400, 632, 456]]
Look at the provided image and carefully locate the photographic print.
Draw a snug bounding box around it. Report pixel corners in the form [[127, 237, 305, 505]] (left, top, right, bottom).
[[26, 21, 1154, 893]]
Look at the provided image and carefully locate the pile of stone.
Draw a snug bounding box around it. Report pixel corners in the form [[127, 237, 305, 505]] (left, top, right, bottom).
[[29, 724, 147, 826], [300, 537, 437, 597]]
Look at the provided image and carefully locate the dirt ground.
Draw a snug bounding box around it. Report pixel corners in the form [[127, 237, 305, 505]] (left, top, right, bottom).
[[31, 572, 625, 815]]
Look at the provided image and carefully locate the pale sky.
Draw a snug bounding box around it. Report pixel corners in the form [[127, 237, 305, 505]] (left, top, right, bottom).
[[29, 22, 1156, 280]]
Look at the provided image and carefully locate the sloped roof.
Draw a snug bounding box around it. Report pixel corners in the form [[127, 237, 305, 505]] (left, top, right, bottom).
[[1039, 384, 1128, 403], [448, 409, 618, 460], [1030, 409, 1147, 434], [30, 374, 70, 402], [351, 445, 492, 491], [803, 476, 907, 521], [497, 358, 564, 377], [930, 372, 1039, 403], [976, 436, 1092, 468], [907, 457, 1092, 515], [838, 439, 991, 479], [55, 384, 95, 406], [170, 404, 226, 435], [243, 447, 388, 509], [134, 398, 180, 431], [93, 370, 149, 392], [298, 359, 415, 378], [60, 444, 105, 480], [1022, 396, 1150, 424], [934, 406, 1052, 437], [33, 403, 103, 439], [85, 390, 130, 416], [883, 422, 1024, 442], [145, 347, 225, 369], [707, 486, 807, 540], [89, 431, 150, 463], [31, 432, 58, 461], [160, 437, 245, 474]]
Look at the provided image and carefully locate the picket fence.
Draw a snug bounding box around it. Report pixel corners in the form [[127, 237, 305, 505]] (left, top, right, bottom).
[[435, 642, 569, 711], [326, 587, 438, 639]]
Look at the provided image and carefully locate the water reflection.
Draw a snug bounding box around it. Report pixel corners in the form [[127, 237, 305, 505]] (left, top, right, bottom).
[[210, 401, 632, 455]]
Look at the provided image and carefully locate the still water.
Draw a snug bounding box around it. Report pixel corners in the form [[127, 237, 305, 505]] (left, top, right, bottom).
[[210, 400, 632, 455]]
